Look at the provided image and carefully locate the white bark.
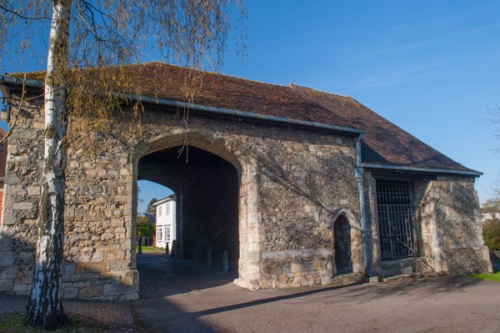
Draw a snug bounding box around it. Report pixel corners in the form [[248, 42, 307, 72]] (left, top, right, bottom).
[[26, 0, 71, 328]]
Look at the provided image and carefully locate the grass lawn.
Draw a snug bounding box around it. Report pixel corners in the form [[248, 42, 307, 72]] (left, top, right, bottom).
[[136, 245, 165, 253], [0, 313, 128, 333], [468, 260, 500, 282]]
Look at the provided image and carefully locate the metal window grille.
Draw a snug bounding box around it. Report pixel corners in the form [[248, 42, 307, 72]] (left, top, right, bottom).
[[376, 180, 416, 260]]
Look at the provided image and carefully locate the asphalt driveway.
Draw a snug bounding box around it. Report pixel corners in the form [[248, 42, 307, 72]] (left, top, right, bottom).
[[132, 254, 500, 333]]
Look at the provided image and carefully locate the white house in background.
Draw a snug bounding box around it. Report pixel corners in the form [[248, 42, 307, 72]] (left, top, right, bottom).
[[481, 201, 500, 223], [154, 195, 176, 250], [482, 212, 500, 223]]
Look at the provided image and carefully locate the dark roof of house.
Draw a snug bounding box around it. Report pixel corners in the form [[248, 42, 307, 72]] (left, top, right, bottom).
[[153, 194, 176, 206], [0, 62, 478, 176]]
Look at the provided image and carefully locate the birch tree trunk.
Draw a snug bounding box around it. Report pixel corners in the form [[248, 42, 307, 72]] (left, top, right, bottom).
[[26, 0, 71, 329]]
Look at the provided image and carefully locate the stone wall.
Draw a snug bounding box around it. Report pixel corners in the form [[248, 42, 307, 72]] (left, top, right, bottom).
[[0, 90, 490, 299], [0, 95, 44, 295], [0, 94, 362, 299], [416, 177, 492, 275], [363, 174, 491, 278], [361, 171, 381, 276], [255, 134, 361, 288]]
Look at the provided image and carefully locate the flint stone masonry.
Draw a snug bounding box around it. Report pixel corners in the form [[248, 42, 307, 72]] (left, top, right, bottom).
[[0, 94, 365, 299], [413, 177, 491, 275], [363, 173, 491, 278], [0, 77, 491, 300]]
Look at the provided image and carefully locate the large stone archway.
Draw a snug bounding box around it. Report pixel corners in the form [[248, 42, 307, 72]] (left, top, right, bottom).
[[132, 132, 263, 289], [0, 101, 365, 299]]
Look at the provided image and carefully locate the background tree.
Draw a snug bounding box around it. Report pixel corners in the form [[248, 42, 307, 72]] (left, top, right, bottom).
[[483, 218, 500, 252], [494, 108, 500, 198], [482, 199, 500, 252], [0, 0, 245, 329], [137, 216, 155, 238], [146, 197, 158, 215], [482, 199, 500, 212]]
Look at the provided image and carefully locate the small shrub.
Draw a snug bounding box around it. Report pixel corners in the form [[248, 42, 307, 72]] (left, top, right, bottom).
[[483, 218, 500, 251], [137, 215, 155, 237]]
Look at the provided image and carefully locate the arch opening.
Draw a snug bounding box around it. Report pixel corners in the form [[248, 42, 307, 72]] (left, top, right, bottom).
[[137, 145, 240, 272], [333, 215, 353, 275], [137, 180, 175, 251]]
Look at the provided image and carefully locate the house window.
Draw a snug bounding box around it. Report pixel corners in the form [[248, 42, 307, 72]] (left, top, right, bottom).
[[157, 227, 163, 242], [165, 226, 171, 242], [376, 180, 416, 260], [165, 203, 170, 215], [158, 206, 162, 217]]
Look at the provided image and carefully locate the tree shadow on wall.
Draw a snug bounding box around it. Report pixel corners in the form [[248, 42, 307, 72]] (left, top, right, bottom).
[[253, 143, 359, 214], [424, 181, 492, 274]]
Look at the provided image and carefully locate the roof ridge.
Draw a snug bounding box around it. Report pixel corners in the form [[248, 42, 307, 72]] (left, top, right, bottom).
[[289, 83, 353, 99], [142, 61, 293, 89], [286, 84, 353, 127], [0, 62, 479, 175]]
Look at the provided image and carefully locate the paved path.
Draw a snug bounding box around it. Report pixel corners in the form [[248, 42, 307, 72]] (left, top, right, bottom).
[[1, 255, 500, 332], [132, 255, 500, 333]]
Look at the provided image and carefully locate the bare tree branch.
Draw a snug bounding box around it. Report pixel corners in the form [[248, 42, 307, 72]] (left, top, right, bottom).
[[0, 3, 50, 21], [1, 0, 246, 328], [0, 73, 28, 146]]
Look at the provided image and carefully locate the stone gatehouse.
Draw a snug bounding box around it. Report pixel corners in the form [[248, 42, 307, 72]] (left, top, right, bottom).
[[0, 62, 492, 300]]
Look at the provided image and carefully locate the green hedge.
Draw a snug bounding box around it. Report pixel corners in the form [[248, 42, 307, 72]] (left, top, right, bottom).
[[483, 218, 500, 252], [137, 216, 155, 237]]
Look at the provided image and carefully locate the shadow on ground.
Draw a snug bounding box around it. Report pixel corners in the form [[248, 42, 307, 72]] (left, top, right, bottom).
[[132, 253, 498, 333], [132, 253, 239, 332], [135, 253, 238, 298]]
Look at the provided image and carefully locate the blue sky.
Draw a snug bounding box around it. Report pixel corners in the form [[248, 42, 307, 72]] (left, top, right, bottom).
[[2, 1, 500, 213], [223, 1, 500, 203]]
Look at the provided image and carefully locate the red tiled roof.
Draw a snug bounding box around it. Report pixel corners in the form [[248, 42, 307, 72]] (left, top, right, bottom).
[[289, 85, 473, 173], [133, 62, 474, 174], [135, 62, 352, 128], [3, 62, 477, 175]]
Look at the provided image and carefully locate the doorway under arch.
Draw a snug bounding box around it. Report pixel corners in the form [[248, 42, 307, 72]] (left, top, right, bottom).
[[137, 145, 240, 271], [334, 215, 353, 275]]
